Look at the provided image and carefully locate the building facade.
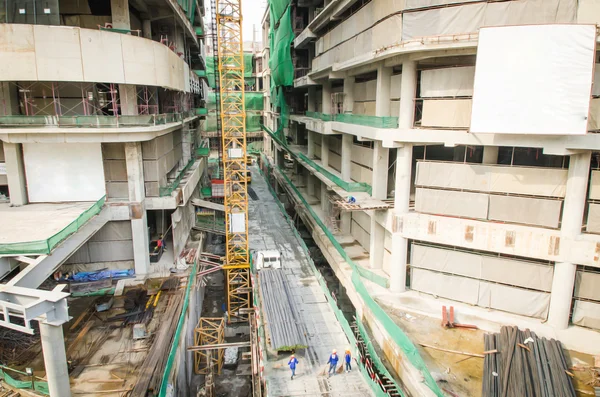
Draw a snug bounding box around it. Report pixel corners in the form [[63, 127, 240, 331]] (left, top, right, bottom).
[[260, 0, 600, 373]]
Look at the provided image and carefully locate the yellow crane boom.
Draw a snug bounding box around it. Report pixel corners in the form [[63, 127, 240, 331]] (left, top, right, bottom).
[[216, 0, 251, 323]]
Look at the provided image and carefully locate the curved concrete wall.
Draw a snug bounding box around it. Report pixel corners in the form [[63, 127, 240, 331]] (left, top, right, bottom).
[[0, 24, 198, 92]]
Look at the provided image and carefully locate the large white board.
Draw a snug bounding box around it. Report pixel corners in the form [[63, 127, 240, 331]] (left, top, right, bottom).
[[24, 143, 106, 202], [470, 25, 596, 135]]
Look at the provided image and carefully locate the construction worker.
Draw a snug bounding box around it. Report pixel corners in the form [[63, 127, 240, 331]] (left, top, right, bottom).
[[344, 346, 352, 373], [288, 354, 299, 380], [327, 349, 339, 377]]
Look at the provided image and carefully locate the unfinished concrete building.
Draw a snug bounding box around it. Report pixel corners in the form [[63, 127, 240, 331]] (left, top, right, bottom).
[[0, 0, 209, 395], [259, 0, 600, 395]]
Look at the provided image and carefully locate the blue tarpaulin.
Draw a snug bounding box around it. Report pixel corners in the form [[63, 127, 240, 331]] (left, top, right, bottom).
[[72, 269, 134, 282]]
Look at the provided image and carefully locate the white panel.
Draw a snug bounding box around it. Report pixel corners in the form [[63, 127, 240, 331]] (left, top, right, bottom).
[[578, 0, 600, 24], [574, 271, 600, 301], [488, 195, 562, 228], [415, 188, 488, 219], [404, 0, 480, 8], [230, 213, 246, 233], [90, 221, 132, 241], [470, 25, 595, 135], [390, 74, 402, 99], [0, 24, 38, 81], [23, 143, 106, 202], [122, 35, 157, 86], [88, 241, 134, 262], [588, 98, 600, 131], [587, 203, 600, 234], [410, 268, 479, 305], [590, 170, 600, 200], [80, 29, 125, 84], [481, 257, 554, 292], [416, 162, 568, 198], [34, 25, 84, 81], [483, 0, 577, 26], [421, 67, 475, 98], [401, 3, 485, 41], [478, 282, 550, 319], [421, 99, 472, 128], [411, 244, 482, 278], [572, 299, 600, 329], [593, 65, 600, 97]]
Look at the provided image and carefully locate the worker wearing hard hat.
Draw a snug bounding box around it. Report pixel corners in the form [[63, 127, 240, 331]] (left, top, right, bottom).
[[327, 349, 339, 377], [288, 354, 299, 380], [344, 346, 352, 373]]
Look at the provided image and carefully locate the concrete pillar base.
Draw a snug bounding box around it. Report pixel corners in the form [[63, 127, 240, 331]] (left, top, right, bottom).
[[547, 261, 577, 329], [40, 323, 71, 397], [390, 233, 408, 292]]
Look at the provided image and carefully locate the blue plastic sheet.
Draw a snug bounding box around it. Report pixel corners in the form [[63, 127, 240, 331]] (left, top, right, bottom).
[[72, 269, 134, 282]]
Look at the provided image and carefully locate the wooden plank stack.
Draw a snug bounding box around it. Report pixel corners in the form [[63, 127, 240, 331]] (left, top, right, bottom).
[[483, 326, 576, 397], [258, 269, 307, 351]]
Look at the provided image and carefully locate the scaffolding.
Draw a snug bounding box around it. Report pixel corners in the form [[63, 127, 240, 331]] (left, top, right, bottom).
[[215, 0, 251, 323], [194, 318, 225, 375]]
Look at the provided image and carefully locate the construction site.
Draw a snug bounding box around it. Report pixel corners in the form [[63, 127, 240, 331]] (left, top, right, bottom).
[[4, 0, 600, 396]]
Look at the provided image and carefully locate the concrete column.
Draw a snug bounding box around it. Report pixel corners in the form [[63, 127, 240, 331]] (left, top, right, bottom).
[[376, 64, 392, 117], [142, 19, 152, 39], [371, 141, 389, 199], [321, 135, 329, 168], [182, 125, 192, 164], [276, 149, 285, 169], [0, 82, 19, 116], [482, 146, 499, 165], [110, 0, 130, 29], [126, 142, 151, 276], [119, 84, 138, 115], [39, 323, 71, 397], [390, 145, 413, 292], [3, 143, 28, 206], [320, 182, 328, 214], [340, 212, 351, 235], [548, 151, 591, 329], [369, 218, 385, 269], [343, 77, 355, 113], [341, 133, 352, 182], [307, 131, 315, 158], [322, 81, 332, 114], [398, 60, 417, 129], [307, 87, 317, 112], [307, 174, 315, 197]]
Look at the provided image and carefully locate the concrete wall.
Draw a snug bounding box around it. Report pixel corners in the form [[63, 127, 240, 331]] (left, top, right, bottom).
[[103, 143, 128, 199], [65, 220, 134, 264], [0, 24, 197, 92], [142, 130, 184, 197], [0, 141, 6, 186], [23, 142, 106, 202]]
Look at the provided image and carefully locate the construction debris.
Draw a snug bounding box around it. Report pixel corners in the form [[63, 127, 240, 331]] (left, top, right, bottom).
[[258, 269, 307, 351], [483, 326, 576, 397], [441, 306, 479, 330]]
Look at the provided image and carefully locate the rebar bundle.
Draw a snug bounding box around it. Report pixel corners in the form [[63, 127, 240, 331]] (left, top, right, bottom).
[[258, 269, 307, 351], [483, 326, 576, 397]]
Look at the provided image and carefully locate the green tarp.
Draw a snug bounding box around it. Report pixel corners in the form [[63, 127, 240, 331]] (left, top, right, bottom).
[[269, 6, 295, 87]]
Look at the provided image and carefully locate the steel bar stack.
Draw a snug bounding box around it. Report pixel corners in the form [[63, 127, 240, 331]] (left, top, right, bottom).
[[258, 269, 307, 351], [483, 326, 576, 397]]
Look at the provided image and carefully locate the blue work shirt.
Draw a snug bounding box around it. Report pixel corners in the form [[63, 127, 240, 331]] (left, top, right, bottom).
[[288, 357, 298, 369], [327, 353, 339, 365], [345, 353, 351, 363]]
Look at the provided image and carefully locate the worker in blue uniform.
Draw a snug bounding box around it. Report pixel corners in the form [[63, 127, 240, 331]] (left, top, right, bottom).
[[288, 354, 299, 380], [327, 349, 339, 377]]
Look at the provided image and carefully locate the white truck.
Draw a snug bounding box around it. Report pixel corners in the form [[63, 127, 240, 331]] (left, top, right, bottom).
[[253, 250, 282, 270]]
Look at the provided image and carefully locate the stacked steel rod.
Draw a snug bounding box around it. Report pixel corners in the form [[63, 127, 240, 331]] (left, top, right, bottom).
[[483, 326, 575, 397], [259, 269, 307, 351]]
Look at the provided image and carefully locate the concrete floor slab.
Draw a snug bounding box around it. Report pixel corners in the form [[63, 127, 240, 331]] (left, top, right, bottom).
[[0, 201, 96, 244], [249, 167, 373, 397]]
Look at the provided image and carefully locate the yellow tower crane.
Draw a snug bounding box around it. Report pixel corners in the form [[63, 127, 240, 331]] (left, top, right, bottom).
[[215, 0, 251, 323]]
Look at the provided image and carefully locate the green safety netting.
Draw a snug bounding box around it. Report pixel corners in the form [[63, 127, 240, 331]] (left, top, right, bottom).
[[207, 92, 263, 111], [269, 6, 295, 87], [202, 111, 262, 132], [0, 196, 105, 255], [260, 157, 444, 397], [0, 367, 49, 395], [206, 54, 255, 88], [262, 124, 372, 193], [304, 112, 399, 128], [256, 163, 405, 397]]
